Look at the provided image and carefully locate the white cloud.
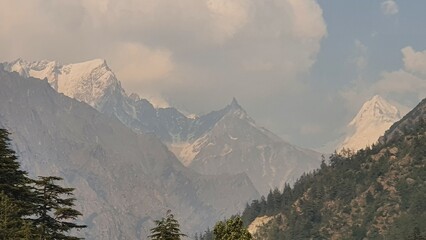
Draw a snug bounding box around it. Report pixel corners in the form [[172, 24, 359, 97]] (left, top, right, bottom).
[[109, 43, 175, 91], [379, 46, 426, 102], [341, 46, 426, 115], [374, 70, 426, 101], [0, 0, 327, 138], [206, 0, 251, 44], [287, 0, 327, 39], [381, 0, 399, 15], [401, 46, 426, 76], [0, 0, 326, 86], [107, 43, 175, 108]]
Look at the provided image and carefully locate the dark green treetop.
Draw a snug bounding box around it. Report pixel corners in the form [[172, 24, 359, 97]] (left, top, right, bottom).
[[213, 216, 252, 240], [33, 176, 86, 240], [149, 210, 187, 240]]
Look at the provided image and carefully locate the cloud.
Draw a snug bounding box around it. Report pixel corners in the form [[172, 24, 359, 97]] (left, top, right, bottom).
[[0, 0, 327, 145], [0, 0, 326, 103], [381, 0, 399, 15], [109, 43, 175, 93], [206, 0, 251, 44], [401, 46, 426, 76], [374, 70, 426, 101], [379, 46, 426, 101], [341, 46, 426, 114]]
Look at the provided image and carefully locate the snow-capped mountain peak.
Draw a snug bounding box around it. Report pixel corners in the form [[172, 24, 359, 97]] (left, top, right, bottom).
[[349, 95, 400, 127], [339, 95, 401, 152], [3, 58, 119, 108], [56, 59, 118, 107]]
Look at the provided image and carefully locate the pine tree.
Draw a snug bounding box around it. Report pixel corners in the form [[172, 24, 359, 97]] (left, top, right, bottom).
[[148, 210, 187, 240], [0, 191, 23, 239], [213, 216, 252, 240], [18, 221, 37, 240], [0, 128, 86, 238], [33, 176, 86, 239], [0, 129, 34, 215]]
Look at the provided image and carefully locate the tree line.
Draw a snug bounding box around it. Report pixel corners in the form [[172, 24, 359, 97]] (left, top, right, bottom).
[[238, 118, 426, 239], [148, 211, 253, 240]]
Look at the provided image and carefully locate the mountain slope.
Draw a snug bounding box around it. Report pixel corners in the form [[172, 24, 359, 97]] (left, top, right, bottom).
[[338, 95, 401, 152], [183, 99, 321, 195], [242, 98, 426, 239], [380, 98, 426, 144], [0, 68, 259, 239]]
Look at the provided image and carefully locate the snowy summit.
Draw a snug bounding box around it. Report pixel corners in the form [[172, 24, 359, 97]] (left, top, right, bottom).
[[3, 58, 119, 108], [338, 95, 401, 152]]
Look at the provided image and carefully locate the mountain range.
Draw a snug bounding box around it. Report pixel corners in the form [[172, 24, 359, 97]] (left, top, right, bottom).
[[0, 58, 415, 239], [3, 59, 322, 195]]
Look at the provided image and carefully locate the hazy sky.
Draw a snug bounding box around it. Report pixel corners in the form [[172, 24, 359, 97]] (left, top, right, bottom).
[[1, 0, 426, 148]]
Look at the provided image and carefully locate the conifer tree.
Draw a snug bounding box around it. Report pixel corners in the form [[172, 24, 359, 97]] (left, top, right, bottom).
[[148, 210, 187, 240], [33, 176, 86, 239], [0, 191, 23, 239], [213, 216, 252, 240], [0, 128, 86, 238], [0, 129, 34, 214]]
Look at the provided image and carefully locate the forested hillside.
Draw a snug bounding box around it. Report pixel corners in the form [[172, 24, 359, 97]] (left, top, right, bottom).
[[239, 99, 426, 239]]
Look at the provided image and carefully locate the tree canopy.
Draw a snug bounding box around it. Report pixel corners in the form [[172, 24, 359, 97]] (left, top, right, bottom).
[[149, 210, 187, 240], [213, 216, 252, 240]]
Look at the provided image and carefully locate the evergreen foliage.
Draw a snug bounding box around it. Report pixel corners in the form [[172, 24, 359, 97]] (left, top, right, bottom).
[[148, 210, 187, 240], [0, 191, 24, 239], [33, 176, 86, 239], [0, 129, 34, 215], [0, 128, 86, 239], [213, 216, 252, 240]]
